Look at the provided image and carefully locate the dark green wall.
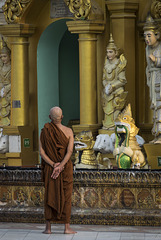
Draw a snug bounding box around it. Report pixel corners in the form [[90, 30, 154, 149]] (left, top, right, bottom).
[[37, 19, 79, 136], [59, 29, 79, 126]]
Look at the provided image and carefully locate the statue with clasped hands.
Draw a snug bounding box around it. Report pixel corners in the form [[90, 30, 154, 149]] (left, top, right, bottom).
[[144, 14, 161, 144], [102, 34, 128, 130]]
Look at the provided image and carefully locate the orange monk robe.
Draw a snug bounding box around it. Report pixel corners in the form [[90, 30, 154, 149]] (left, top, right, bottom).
[[40, 122, 73, 223]]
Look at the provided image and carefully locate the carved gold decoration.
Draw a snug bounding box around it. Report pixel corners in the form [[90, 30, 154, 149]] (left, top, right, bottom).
[[74, 131, 97, 169], [151, 0, 161, 19], [120, 189, 135, 208], [2, 0, 31, 24], [64, 0, 91, 20]]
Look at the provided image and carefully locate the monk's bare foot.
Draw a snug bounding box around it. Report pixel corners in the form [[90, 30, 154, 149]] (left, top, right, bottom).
[[64, 229, 77, 234], [64, 224, 77, 234], [42, 230, 51, 234], [43, 220, 51, 234]]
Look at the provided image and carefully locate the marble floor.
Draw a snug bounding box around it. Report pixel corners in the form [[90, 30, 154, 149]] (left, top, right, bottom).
[[0, 222, 161, 240]]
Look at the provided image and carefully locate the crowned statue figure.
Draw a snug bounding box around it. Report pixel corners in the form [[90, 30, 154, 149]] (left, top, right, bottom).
[[102, 34, 128, 130], [0, 37, 11, 126], [143, 14, 161, 143]]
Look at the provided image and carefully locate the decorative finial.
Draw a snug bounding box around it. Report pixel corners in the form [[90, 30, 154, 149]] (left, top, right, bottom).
[[107, 34, 119, 51], [143, 13, 159, 32]]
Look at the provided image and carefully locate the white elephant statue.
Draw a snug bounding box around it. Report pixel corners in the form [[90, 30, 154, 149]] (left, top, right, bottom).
[[94, 133, 145, 154], [93, 133, 115, 153]]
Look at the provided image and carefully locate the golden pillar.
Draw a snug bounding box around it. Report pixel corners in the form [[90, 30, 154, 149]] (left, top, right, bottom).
[[11, 36, 29, 126], [0, 24, 35, 126], [79, 33, 97, 125], [67, 21, 105, 137], [106, 0, 139, 119], [0, 24, 37, 166]]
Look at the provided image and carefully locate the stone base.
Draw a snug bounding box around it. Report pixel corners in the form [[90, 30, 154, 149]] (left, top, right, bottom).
[[144, 143, 161, 169], [1, 167, 161, 226], [71, 208, 161, 226], [1, 207, 161, 226], [0, 207, 44, 223]]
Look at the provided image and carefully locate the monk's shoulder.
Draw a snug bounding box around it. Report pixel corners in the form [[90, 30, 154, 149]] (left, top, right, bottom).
[[62, 126, 73, 137]]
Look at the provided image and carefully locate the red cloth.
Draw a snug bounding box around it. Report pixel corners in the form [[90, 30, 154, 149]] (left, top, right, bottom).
[[40, 122, 73, 223]]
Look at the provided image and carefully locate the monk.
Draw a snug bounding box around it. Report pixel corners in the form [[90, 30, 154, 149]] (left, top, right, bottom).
[[39, 106, 76, 234]]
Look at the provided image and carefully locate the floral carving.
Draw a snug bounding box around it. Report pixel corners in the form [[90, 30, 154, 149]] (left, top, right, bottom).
[[151, 0, 161, 19], [2, 0, 30, 23], [64, 0, 91, 20]]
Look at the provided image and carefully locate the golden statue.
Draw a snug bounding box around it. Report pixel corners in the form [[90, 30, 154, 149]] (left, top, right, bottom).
[[102, 34, 128, 130], [74, 131, 97, 169], [143, 14, 161, 143], [113, 104, 147, 169], [0, 38, 11, 126]]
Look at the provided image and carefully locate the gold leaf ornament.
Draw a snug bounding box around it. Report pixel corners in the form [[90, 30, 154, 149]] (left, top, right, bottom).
[[64, 0, 91, 20], [2, 0, 30, 24], [151, 0, 161, 19]]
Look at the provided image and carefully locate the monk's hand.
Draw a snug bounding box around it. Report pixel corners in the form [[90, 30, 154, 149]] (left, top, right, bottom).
[[54, 162, 60, 168], [51, 164, 64, 179]]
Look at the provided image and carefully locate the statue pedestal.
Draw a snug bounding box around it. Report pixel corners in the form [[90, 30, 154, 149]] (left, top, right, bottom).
[[2, 126, 38, 166], [98, 128, 114, 135], [144, 143, 161, 169], [72, 124, 102, 139]]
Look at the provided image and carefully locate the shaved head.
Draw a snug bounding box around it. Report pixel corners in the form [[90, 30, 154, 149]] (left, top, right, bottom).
[[49, 106, 62, 121]]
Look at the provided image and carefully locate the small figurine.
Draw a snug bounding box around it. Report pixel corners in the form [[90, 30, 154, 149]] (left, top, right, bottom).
[[143, 14, 161, 143], [74, 131, 97, 169], [102, 34, 128, 130]]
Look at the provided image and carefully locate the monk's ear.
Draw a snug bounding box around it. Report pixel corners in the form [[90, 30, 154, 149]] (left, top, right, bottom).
[[49, 115, 51, 120]]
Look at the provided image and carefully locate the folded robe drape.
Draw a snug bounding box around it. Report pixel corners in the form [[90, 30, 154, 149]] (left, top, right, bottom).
[[40, 122, 73, 223]]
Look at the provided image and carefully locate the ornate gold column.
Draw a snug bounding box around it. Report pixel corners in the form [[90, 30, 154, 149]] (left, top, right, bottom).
[[0, 24, 35, 126], [79, 33, 97, 125], [106, 0, 139, 119], [0, 24, 37, 166], [67, 21, 104, 136]]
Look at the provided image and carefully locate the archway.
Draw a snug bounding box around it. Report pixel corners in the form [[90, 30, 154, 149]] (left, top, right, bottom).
[[37, 19, 79, 135]]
